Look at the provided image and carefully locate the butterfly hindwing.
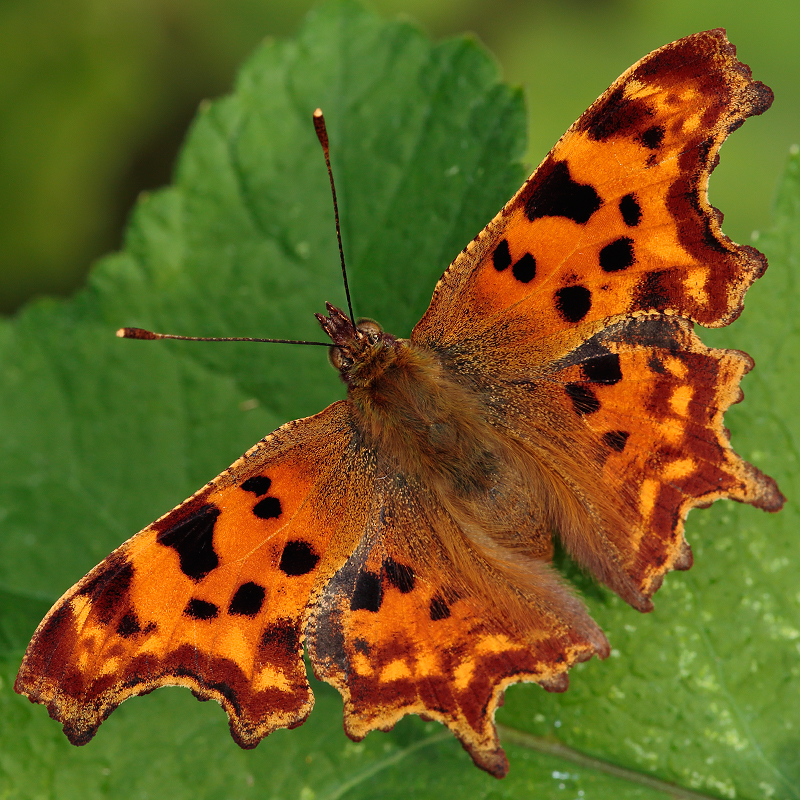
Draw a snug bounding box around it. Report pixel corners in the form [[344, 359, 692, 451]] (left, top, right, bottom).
[[488, 315, 782, 609], [308, 470, 608, 778]]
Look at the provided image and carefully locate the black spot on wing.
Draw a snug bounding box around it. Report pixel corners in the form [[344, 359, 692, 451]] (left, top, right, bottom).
[[384, 558, 415, 593], [600, 237, 635, 272], [259, 618, 300, 657], [555, 285, 591, 323], [116, 611, 141, 638], [493, 239, 511, 271], [156, 504, 220, 582], [512, 253, 536, 283], [619, 193, 641, 227], [582, 353, 622, 385], [279, 541, 320, 576], [185, 599, 219, 620], [228, 582, 266, 617], [648, 355, 667, 374], [430, 594, 451, 621], [241, 476, 272, 496], [253, 496, 282, 519], [350, 571, 382, 613], [640, 124, 665, 149], [524, 160, 601, 224], [565, 384, 600, 415], [603, 430, 630, 452]]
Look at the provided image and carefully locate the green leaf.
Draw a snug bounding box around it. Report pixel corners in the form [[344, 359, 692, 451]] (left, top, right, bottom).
[[1, 2, 797, 797]]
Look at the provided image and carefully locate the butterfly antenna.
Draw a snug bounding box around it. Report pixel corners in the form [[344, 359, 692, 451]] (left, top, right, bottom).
[[116, 328, 334, 347], [313, 108, 356, 328], [118, 111, 353, 349]]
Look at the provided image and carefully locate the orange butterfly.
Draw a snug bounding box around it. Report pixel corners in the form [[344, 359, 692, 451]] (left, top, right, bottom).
[[15, 29, 783, 778]]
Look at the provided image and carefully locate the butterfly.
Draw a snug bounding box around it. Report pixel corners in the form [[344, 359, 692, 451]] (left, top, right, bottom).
[[15, 29, 784, 778]]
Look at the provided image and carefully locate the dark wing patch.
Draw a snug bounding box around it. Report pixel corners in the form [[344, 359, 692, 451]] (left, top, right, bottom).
[[639, 124, 665, 149], [156, 505, 221, 582], [579, 85, 655, 141], [493, 240, 511, 272], [350, 571, 382, 612], [619, 193, 641, 227], [582, 353, 622, 385], [565, 384, 601, 416], [229, 582, 266, 617], [555, 286, 592, 323], [429, 594, 451, 621], [241, 476, 272, 496], [524, 160, 602, 224], [185, 599, 219, 620], [599, 237, 635, 272], [512, 253, 536, 283], [279, 541, 320, 577], [253, 497, 282, 519], [384, 558, 415, 593], [602, 430, 630, 452]]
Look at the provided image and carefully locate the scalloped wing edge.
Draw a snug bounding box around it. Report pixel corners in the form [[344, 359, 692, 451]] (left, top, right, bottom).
[[414, 28, 774, 339]]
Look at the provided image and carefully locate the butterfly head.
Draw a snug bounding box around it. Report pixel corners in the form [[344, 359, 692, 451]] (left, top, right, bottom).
[[315, 302, 397, 386]]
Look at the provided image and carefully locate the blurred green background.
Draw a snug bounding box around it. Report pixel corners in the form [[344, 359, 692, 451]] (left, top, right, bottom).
[[1, 0, 797, 316]]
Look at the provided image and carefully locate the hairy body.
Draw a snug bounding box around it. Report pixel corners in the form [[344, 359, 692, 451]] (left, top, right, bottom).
[[318, 303, 623, 646]]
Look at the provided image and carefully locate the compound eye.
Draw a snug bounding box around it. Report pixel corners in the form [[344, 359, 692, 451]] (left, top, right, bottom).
[[329, 347, 353, 371], [356, 318, 382, 344]]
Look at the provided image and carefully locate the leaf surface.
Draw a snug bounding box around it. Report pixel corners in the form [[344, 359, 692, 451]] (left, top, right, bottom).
[[1, 3, 797, 797]]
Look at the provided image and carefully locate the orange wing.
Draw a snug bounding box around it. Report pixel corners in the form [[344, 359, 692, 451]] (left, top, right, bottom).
[[414, 29, 772, 346], [15, 402, 369, 748], [412, 29, 783, 607], [308, 468, 608, 778], [15, 398, 607, 777], [482, 314, 782, 610]]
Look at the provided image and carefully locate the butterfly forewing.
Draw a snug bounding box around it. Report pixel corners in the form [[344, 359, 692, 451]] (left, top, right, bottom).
[[15, 402, 369, 748], [414, 29, 773, 346]]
